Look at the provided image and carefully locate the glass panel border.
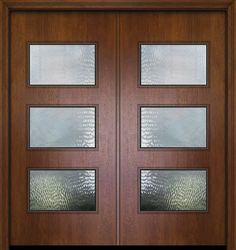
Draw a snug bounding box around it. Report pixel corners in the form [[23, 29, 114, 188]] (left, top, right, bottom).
[[138, 168, 208, 213], [138, 42, 209, 87], [27, 105, 98, 150], [27, 42, 98, 87], [27, 168, 98, 213], [138, 105, 209, 150]]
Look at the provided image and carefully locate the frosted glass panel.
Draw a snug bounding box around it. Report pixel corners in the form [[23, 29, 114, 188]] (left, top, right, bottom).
[[29, 107, 96, 148], [140, 170, 207, 211], [29, 45, 96, 85], [141, 107, 207, 148], [29, 169, 96, 211], [141, 45, 207, 85]]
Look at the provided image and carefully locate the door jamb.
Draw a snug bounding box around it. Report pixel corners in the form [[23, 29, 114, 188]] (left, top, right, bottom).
[[1, 0, 235, 249]]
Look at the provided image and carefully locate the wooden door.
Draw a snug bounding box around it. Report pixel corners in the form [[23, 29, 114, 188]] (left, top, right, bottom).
[[10, 10, 226, 246], [10, 12, 117, 245], [119, 12, 226, 245]]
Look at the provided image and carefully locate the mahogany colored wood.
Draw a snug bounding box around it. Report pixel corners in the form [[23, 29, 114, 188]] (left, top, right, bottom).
[[233, 3, 236, 249], [227, 2, 236, 249], [2, 0, 234, 10], [119, 12, 226, 245], [10, 12, 117, 245], [0, 0, 3, 249], [1, 0, 236, 249], [1, 2, 10, 250]]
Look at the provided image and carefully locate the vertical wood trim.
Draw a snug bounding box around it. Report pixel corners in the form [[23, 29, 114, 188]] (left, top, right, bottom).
[[116, 12, 120, 245], [0, 1, 3, 248], [1, 3, 9, 250], [227, 2, 236, 250], [233, 1, 236, 249], [227, 4, 233, 249]]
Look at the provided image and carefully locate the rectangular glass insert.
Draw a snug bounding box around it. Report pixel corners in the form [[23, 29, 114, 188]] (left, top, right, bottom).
[[140, 44, 207, 85], [29, 169, 96, 211], [29, 44, 96, 85], [140, 107, 207, 148], [29, 106, 96, 148], [140, 169, 207, 211]]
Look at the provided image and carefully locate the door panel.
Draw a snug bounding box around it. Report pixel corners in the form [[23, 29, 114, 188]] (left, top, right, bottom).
[[10, 12, 117, 245], [120, 12, 225, 245], [10, 11, 226, 246]]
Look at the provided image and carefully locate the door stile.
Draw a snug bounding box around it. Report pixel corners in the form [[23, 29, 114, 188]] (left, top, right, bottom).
[[1, 2, 10, 250], [116, 12, 121, 245], [227, 2, 236, 250]]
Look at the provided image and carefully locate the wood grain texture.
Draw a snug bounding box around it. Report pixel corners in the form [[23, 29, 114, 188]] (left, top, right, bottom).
[[1, 2, 10, 250], [228, 2, 236, 250], [0, 1, 3, 249], [233, 2, 236, 248], [120, 12, 226, 245], [10, 12, 117, 245], [0, 1, 234, 248], [115, 13, 120, 246], [1, 0, 234, 10], [227, 4, 234, 250], [226, 2, 236, 250], [2, 0, 233, 3]]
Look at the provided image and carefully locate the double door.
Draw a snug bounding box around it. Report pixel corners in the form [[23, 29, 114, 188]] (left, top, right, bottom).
[[10, 11, 225, 245]]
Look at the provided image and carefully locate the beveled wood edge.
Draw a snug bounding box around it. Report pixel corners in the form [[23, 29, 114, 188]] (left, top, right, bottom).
[[0, 1, 235, 249], [0, 1, 3, 249], [115, 13, 120, 245], [0, 0, 235, 10], [227, 2, 236, 250], [1, 1, 10, 250]]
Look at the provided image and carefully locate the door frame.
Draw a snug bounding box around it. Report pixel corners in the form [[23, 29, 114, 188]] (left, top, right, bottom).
[[1, 0, 236, 248]]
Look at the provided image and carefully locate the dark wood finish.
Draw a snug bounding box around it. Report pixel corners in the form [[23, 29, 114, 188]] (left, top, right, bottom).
[[120, 12, 226, 245], [1, 2, 10, 250], [0, 1, 3, 248], [9, 246, 228, 250], [227, 4, 233, 250], [115, 13, 120, 245], [233, 4, 236, 250], [0, 1, 3, 249], [1, 1, 236, 249], [227, 2, 236, 250], [10, 12, 117, 245], [1, 0, 234, 10]]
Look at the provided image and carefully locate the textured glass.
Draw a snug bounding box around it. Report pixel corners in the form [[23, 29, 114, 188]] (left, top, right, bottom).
[[141, 45, 207, 85], [29, 170, 96, 211], [141, 107, 207, 148], [29, 107, 95, 148], [30, 45, 96, 85], [141, 170, 207, 211]]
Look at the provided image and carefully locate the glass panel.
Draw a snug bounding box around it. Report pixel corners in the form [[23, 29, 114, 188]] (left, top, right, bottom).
[[141, 44, 207, 85], [29, 44, 96, 85], [29, 107, 96, 148], [140, 169, 207, 211], [29, 169, 96, 211], [141, 107, 207, 148]]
